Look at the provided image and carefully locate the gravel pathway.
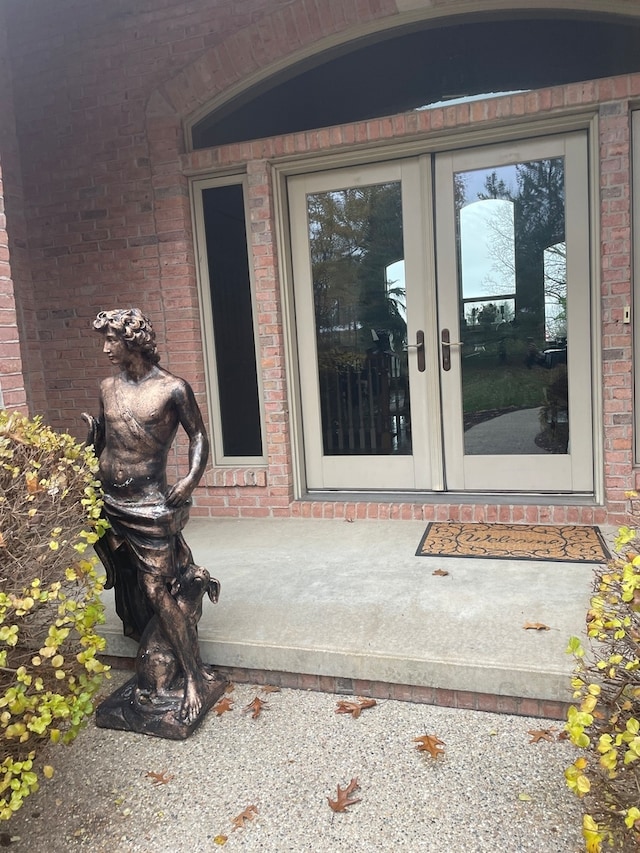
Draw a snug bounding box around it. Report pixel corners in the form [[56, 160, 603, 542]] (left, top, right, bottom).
[[5, 676, 584, 852]]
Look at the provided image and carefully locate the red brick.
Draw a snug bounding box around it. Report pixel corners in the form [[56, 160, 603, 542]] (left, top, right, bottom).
[[455, 691, 477, 710], [476, 693, 499, 713], [390, 684, 413, 702], [496, 695, 520, 714], [518, 698, 543, 717], [298, 673, 320, 691], [539, 701, 571, 721], [434, 688, 456, 707]]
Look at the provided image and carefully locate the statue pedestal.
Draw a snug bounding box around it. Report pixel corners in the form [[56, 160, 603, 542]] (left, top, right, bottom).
[[96, 672, 228, 740]]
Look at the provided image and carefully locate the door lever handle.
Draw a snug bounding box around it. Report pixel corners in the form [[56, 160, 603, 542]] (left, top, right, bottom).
[[404, 330, 425, 372], [441, 328, 463, 371]]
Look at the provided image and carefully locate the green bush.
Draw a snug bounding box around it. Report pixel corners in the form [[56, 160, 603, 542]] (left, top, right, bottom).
[[565, 524, 640, 852], [0, 411, 109, 819]]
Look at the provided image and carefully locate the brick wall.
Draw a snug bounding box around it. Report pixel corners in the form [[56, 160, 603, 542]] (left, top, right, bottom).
[[4, 0, 296, 435], [3, 0, 640, 522], [0, 5, 38, 413]]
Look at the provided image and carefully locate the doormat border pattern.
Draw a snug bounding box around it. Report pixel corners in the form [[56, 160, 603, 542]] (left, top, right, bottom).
[[416, 522, 611, 563]]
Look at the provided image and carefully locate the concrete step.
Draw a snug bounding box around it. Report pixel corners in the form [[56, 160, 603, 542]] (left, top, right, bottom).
[[99, 517, 603, 706]]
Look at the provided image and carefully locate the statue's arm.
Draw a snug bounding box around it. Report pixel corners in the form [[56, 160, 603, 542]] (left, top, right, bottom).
[[165, 381, 210, 507], [81, 394, 106, 457]]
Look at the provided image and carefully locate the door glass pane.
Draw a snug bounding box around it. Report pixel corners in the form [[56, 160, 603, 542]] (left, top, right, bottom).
[[202, 185, 263, 457], [455, 159, 568, 455], [306, 182, 411, 455]]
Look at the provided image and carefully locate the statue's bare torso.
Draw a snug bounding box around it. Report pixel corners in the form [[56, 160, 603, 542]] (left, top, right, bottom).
[[98, 367, 186, 504]]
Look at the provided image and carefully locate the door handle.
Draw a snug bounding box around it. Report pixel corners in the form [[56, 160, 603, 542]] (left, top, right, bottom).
[[441, 328, 463, 371], [405, 330, 425, 372]]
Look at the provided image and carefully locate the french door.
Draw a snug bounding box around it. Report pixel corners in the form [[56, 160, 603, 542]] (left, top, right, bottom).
[[288, 132, 594, 493]]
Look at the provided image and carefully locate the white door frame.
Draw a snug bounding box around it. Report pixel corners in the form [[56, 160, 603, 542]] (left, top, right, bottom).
[[273, 117, 602, 499], [288, 157, 442, 490]]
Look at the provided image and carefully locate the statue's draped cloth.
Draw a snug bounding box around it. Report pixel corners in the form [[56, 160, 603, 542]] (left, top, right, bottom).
[[96, 496, 194, 642]]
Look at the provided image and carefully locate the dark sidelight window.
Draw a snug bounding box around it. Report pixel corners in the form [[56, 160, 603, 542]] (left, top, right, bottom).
[[201, 183, 263, 458]]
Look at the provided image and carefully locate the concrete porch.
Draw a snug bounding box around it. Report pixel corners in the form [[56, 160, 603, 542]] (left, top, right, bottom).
[[98, 517, 613, 718]]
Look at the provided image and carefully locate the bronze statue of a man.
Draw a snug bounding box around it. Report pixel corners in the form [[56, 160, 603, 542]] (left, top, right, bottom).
[[84, 309, 225, 737]]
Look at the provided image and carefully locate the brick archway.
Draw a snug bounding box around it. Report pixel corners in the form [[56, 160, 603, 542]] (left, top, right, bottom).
[[151, 0, 640, 129]]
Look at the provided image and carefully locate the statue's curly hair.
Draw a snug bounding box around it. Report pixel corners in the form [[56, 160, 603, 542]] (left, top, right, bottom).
[[93, 308, 160, 364]]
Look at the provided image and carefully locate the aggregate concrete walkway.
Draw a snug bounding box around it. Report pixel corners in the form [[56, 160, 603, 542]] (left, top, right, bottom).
[[464, 407, 547, 455], [99, 517, 609, 706], [6, 674, 584, 853]]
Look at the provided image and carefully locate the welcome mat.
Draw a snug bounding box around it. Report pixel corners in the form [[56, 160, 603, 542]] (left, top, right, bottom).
[[416, 522, 610, 563]]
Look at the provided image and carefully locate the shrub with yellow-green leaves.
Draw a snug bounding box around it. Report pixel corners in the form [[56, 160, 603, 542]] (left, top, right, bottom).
[[565, 525, 640, 852], [0, 411, 109, 820]]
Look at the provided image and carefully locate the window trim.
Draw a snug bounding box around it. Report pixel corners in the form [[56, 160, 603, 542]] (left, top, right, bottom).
[[191, 173, 266, 466], [271, 111, 603, 500]]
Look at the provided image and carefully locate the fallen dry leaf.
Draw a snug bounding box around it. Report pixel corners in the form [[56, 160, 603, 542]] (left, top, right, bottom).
[[528, 728, 557, 743], [224, 683, 235, 694], [414, 734, 445, 759], [145, 770, 173, 786], [432, 569, 449, 577], [231, 804, 258, 830], [25, 473, 42, 495], [327, 778, 361, 812], [213, 696, 234, 716], [335, 698, 377, 718], [345, 517, 355, 523], [258, 685, 281, 694], [243, 697, 268, 719], [523, 621, 551, 631]]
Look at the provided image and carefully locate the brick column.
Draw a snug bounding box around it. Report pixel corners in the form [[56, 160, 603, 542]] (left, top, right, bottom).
[[0, 8, 40, 414]]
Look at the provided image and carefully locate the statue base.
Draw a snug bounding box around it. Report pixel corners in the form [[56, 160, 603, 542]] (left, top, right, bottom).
[[95, 672, 228, 740]]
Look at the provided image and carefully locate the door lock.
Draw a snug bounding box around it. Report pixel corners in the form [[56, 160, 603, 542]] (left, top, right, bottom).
[[405, 330, 425, 372], [441, 328, 463, 371]]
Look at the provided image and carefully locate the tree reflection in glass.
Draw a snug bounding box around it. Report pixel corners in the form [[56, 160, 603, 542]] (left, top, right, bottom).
[[306, 183, 411, 456], [455, 159, 568, 456]]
